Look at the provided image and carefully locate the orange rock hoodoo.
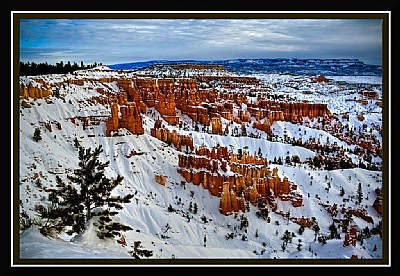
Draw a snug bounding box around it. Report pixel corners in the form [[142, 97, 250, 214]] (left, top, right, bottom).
[[20, 81, 52, 99], [343, 225, 358, 247], [102, 74, 332, 140], [150, 120, 194, 152], [177, 145, 303, 216], [248, 100, 330, 135], [211, 116, 223, 135], [105, 102, 144, 136]]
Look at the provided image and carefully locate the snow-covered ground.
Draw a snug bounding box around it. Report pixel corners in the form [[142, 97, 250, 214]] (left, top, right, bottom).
[[14, 67, 388, 266], [326, 76, 382, 85]]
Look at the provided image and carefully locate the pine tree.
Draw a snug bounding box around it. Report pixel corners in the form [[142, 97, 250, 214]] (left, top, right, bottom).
[[313, 224, 320, 241], [357, 182, 363, 204], [329, 221, 339, 239], [74, 137, 80, 149], [34, 203, 66, 237], [297, 239, 302, 251], [36, 145, 133, 239], [128, 241, 153, 259], [280, 229, 293, 252], [239, 215, 249, 230], [33, 127, 42, 142], [298, 225, 305, 235], [167, 204, 175, 212]]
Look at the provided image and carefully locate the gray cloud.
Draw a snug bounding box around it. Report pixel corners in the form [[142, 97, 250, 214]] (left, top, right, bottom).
[[19, 18, 383, 65]]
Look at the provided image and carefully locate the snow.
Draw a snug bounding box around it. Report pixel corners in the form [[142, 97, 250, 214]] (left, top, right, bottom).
[[14, 67, 389, 267], [326, 76, 382, 85]]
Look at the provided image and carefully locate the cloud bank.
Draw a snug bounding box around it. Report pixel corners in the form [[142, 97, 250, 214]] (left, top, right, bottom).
[[19, 18, 383, 65]]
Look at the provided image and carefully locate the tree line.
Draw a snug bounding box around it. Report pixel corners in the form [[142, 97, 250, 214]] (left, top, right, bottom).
[[19, 60, 103, 76]]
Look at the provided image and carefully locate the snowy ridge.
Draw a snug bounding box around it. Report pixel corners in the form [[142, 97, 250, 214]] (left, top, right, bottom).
[[109, 58, 382, 76]]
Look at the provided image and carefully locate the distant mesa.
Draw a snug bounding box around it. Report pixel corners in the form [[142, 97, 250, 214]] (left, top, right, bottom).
[[108, 58, 382, 76]]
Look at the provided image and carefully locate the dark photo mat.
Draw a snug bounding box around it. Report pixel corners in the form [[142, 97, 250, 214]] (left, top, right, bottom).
[[7, 6, 396, 272]]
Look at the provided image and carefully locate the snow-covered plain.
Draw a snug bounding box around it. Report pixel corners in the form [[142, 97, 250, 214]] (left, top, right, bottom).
[[14, 66, 388, 267]]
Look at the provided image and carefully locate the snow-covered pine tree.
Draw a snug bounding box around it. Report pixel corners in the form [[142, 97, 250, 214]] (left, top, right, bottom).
[[357, 182, 363, 204], [128, 241, 153, 259], [33, 127, 42, 142], [36, 145, 133, 239]]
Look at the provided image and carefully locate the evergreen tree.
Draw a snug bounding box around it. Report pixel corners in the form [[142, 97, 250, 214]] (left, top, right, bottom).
[[313, 224, 320, 241], [35, 145, 133, 239], [281, 241, 286, 252], [340, 187, 345, 197], [33, 127, 42, 142], [255, 198, 269, 220], [74, 137, 80, 149], [239, 215, 249, 230], [128, 241, 153, 259], [297, 239, 302, 251], [298, 225, 305, 235], [329, 221, 339, 239], [167, 204, 175, 212], [280, 229, 293, 252], [357, 182, 363, 204], [281, 229, 293, 244], [34, 203, 66, 237]]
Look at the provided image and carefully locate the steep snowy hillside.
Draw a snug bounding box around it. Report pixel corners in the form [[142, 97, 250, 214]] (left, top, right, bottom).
[[15, 66, 386, 265]]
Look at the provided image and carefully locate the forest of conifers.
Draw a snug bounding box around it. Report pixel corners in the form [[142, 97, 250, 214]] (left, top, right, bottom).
[[19, 61, 103, 76]]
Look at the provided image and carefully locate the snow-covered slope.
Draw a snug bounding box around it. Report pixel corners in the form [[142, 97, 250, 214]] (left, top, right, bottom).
[[15, 67, 387, 265]]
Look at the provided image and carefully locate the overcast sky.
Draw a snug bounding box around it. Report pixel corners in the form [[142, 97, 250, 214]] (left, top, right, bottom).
[[19, 18, 383, 66]]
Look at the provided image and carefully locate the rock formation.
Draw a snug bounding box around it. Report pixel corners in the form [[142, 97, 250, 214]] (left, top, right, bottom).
[[20, 81, 52, 99], [177, 144, 303, 215], [155, 174, 167, 186], [343, 224, 358, 247], [150, 120, 194, 152], [211, 116, 223, 135], [105, 102, 144, 136]]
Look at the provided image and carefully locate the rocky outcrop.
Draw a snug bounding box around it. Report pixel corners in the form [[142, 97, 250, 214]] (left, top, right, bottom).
[[219, 182, 246, 215], [343, 224, 358, 247], [247, 100, 330, 124], [292, 216, 315, 228], [150, 120, 194, 151], [155, 92, 179, 125], [311, 75, 329, 83], [155, 174, 167, 186], [341, 207, 374, 224], [252, 119, 273, 136], [20, 81, 52, 99], [211, 116, 223, 135], [105, 102, 144, 136], [177, 144, 302, 215]]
